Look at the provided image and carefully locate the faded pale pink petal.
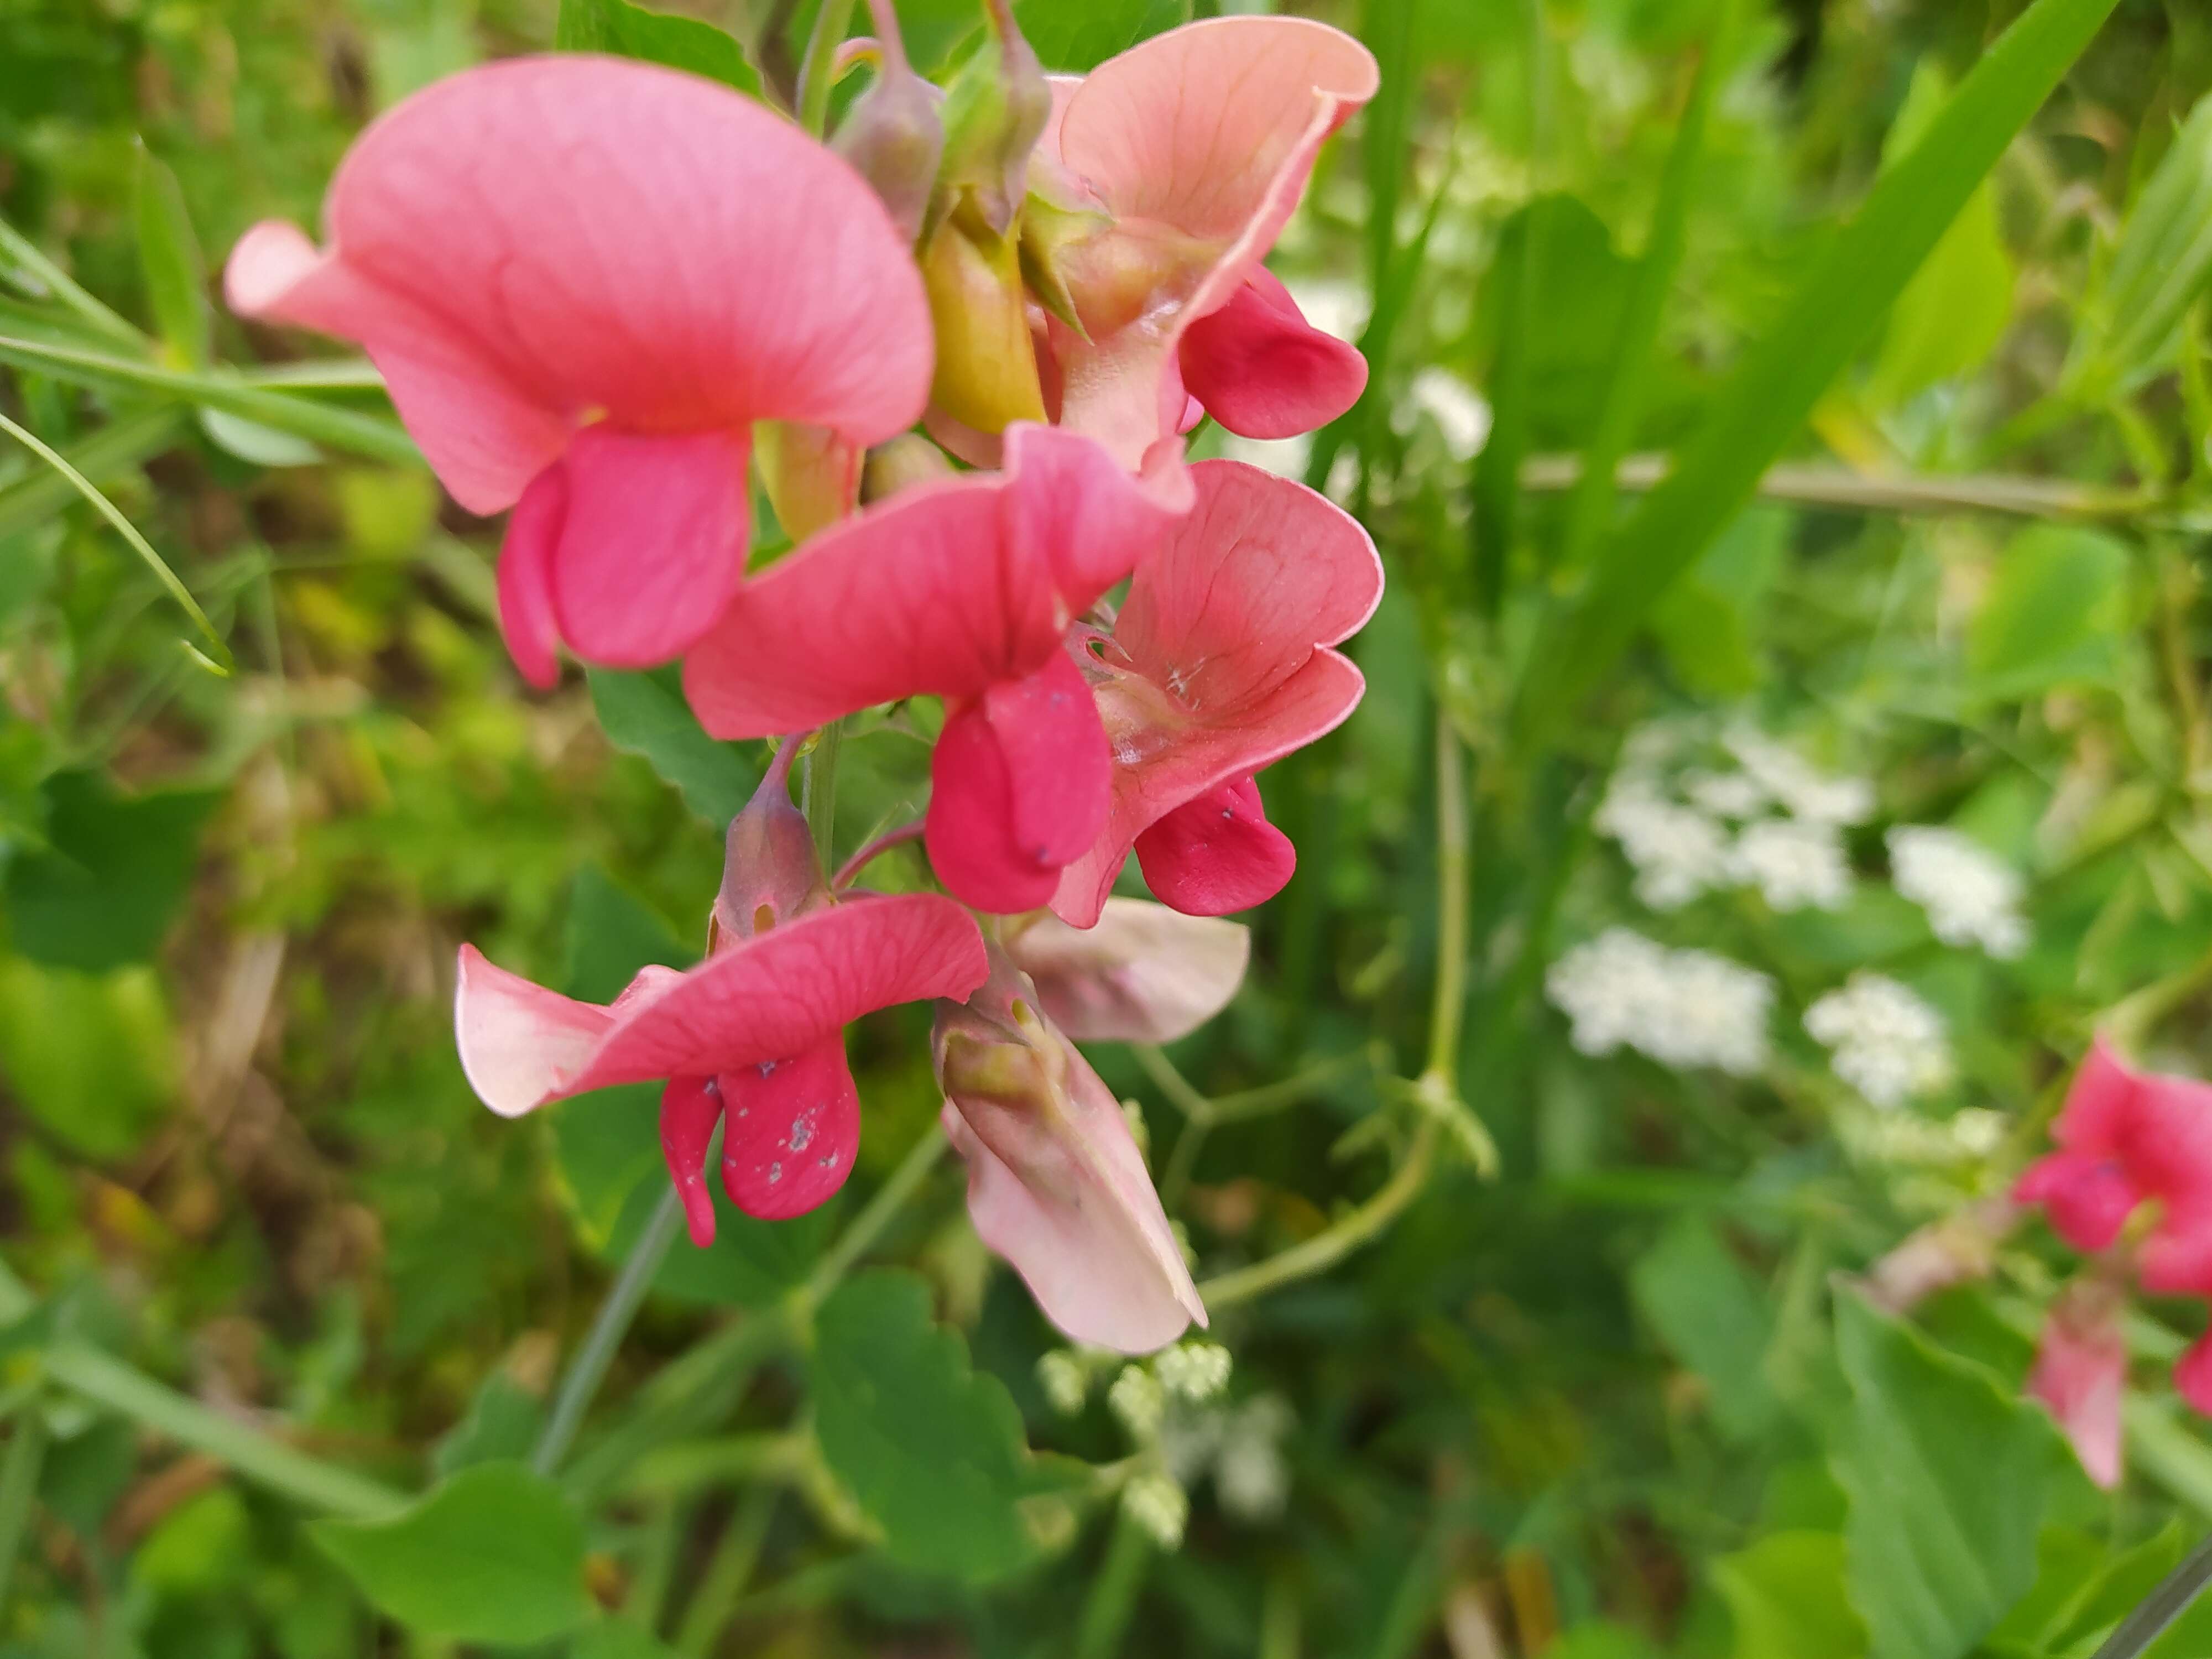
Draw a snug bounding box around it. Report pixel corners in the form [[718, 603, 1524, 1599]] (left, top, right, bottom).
[[682, 424, 1189, 739], [452, 895, 987, 1118], [1052, 461, 1380, 926], [1005, 899, 1249, 1045], [660, 1075, 724, 1248], [719, 1036, 860, 1220], [1044, 18, 1378, 464], [936, 954, 1204, 1352], [1177, 268, 1367, 440], [926, 651, 1112, 914], [1135, 775, 1297, 917], [2026, 1287, 2126, 1488]]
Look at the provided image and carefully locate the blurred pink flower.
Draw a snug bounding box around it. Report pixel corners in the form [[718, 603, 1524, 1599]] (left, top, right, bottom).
[[2026, 1281, 2126, 1488], [682, 424, 1190, 913], [1036, 17, 1378, 468], [225, 55, 932, 686], [1052, 460, 1381, 927], [935, 947, 1204, 1352]]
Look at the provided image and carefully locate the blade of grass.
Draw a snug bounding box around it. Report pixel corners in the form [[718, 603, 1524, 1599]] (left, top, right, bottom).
[[1557, 0, 1735, 571], [0, 405, 187, 543], [1511, 0, 2122, 744], [0, 333, 421, 466], [0, 217, 144, 349], [0, 407, 231, 669], [238, 357, 388, 390]]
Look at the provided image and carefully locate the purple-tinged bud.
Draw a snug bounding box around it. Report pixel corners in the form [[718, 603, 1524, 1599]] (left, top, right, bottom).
[[710, 737, 828, 951], [832, 2, 945, 243], [935, 0, 1051, 238]]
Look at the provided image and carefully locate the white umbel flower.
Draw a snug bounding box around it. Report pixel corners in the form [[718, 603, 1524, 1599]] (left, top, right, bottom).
[[1722, 727, 1875, 825], [1886, 827, 2028, 958], [1596, 779, 1733, 910], [1731, 818, 1851, 912], [1804, 973, 1954, 1108], [1122, 1472, 1190, 1551], [1404, 367, 1492, 460], [1684, 768, 1771, 820], [1036, 1352, 1088, 1417], [1154, 1342, 1232, 1404], [1108, 1365, 1165, 1441], [1546, 928, 1773, 1076]]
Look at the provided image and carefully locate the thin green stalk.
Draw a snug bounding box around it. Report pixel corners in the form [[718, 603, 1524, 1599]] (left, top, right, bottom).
[[0, 408, 230, 669], [1423, 720, 1470, 1087], [797, 0, 859, 137], [0, 405, 186, 544], [676, 1486, 779, 1657], [0, 217, 143, 347], [2090, 1513, 2212, 1657], [800, 1125, 947, 1308], [533, 1188, 687, 1477], [43, 1344, 403, 1518], [561, 1311, 795, 1502], [0, 1411, 48, 1609], [1133, 1045, 1213, 1121], [804, 718, 846, 868], [1074, 1509, 1153, 1659]]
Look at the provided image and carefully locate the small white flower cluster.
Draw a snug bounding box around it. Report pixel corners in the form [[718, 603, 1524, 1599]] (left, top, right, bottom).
[[1036, 1350, 1089, 1417], [1121, 1470, 1190, 1551], [1546, 927, 1774, 1076], [1803, 973, 1955, 1108], [1887, 826, 2030, 959], [1108, 1365, 1166, 1439], [1153, 1341, 1232, 1404], [1596, 723, 1870, 914], [1161, 1395, 1296, 1526], [1839, 1105, 2007, 1167]]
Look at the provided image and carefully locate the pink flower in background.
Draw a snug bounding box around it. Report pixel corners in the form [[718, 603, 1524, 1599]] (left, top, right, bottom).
[[934, 947, 1204, 1352], [682, 424, 1190, 914], [1036, 18, 1378, 468], [2025, 1280, 2127, 1488], [225, 55, 932, 687], [1051, 460, 1381, 927], [457, 834, 985, 1242]]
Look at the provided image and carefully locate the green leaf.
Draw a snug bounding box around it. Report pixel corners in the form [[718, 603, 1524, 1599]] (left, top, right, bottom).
[[1832, 1292, 2068, 1659], [1513, 0, 2124, 740], [1965, 525, 2131, 701], [812, 1270, 1042, 1582], [1651, 503, 1788, 698], [2084, 91, 2212, 392], [1868, 64, 2018, 405], [432, 1373, 544, 1477], [1712, 1532, 1867, 1659], [132, 143, 210, 371], [1015, 0, 1182, 72], [572, 1622, 684, 1659], [0, 959, 175, 1159], [133, 1485, 252, 1597], [554, 0, 761, 96], [311, 1462, 590, 1645], [1630, 1215, 1783, 1441], [4, 770, 220, 971], [588, 666, 756, 827]]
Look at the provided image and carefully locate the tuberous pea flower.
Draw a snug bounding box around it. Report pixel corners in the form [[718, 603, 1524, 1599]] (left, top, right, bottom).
[[1035, 19, 1380, 466], [1050, 461, 1382, 928], [1002, 899, 1249, 1044], [453, 754, 987, 1246], [224, 56, 933, 687], [933, 947, 1205, 1353], [682, 424, 1191, 914]]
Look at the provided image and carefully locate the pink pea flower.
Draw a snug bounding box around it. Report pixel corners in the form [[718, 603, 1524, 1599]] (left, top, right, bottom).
[[2025, 1279, 2127, 1488], [934, 946, 1204, 1352], [225, 56, 933, 686], [682, 424, 1191, 914], [1034, 18, 1379, 468], [1051, 460, 1382, 928], [455, 750, 987, 1245], [1003, 898, 1249, 1045]]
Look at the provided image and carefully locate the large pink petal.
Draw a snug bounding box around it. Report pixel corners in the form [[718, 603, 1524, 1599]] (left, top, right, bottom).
[[1177, 268, 1368, 439], [225, 56, 932, 513], [718, 1035, 860, 1220], [682, 425, 1187, 739], [1047, 19, 1378, 465], [2051, 1035, 2138, 1159], [1134, 775, 1297, 917], [1005, 899, 1248, 1044], [2014, 1150, 2140, 1254], [2026, 1288, 2126, 1489], [453, 895, 986, 1116]]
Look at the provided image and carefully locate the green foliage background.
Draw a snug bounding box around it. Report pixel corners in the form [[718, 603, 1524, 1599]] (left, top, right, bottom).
[[5, 0, 2212, 1653]]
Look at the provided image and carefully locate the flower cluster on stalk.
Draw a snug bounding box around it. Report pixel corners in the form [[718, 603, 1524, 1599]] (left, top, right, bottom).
[[228, 6, 1384, 1353]]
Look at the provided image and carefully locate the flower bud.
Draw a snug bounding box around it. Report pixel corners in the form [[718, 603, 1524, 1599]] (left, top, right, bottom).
[[832, 24, 944, 243], [921, 210, 1047, 435], [862, 433, 956, 503], [711, 739, 827, 949], [755, 421, 859, 545], [935, 0, 1051, 238]]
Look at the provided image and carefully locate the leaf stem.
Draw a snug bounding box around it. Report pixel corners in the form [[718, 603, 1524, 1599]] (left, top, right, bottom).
[[0, 1410, 48, 1609], [531, 1188, 687, 1477], [43, 1344, 404, 1518]]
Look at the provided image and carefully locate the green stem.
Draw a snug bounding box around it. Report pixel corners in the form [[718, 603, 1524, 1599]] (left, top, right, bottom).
[[800, 1125, 947, 1308], [805, 719, 845, 868], [43, 1344, 403, 1518], [797, 0, 859, 137], [1074, 1509, 1153, 1659], [0, 1410, 48, 1609], [675, 1486, 779, 1658], [1423, 719, 1470, 1086], [533, 1188, 687, 1477], [0, 217, 143, 347]]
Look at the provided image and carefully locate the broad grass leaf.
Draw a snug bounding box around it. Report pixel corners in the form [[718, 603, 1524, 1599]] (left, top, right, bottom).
[[2081, 92, 2212, 392], [132, 144, 210, 370], [311, 1462, 591, 1645]]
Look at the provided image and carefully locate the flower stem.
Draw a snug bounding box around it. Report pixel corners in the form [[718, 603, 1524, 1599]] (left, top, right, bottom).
[[43, 1344, 404, 1517], [804, 718, 845, 868], [798, 0, 859, 137], [0, 1409, 49, 1609], [531, 1188, 687, 1477], [1423, 717, 1470, 1086], [831, 819, 925, 890]]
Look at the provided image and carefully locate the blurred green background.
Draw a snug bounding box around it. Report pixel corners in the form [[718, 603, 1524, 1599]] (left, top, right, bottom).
[[7, 0, 2212, 1654]]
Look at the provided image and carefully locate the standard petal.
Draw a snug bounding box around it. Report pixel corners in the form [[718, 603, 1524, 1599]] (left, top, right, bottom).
[[684, 424, 1185, 739], [2014, 1150, 2140, 1253], [1134, 775, 1297, 917], [2051, 1035, 2138, 1157], [225, 56, 932, 510], [718, 1035, 860, 1219], [1177, 269, 1368, 439], [1005, 898, 1248, 1044], [545, 425, 752, 669], [453, 944, 617, 1118]]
